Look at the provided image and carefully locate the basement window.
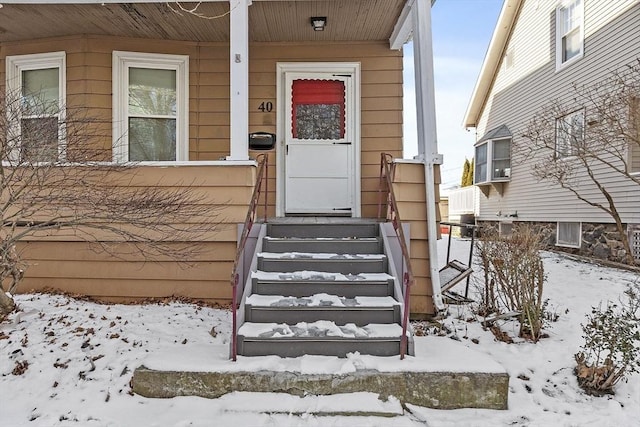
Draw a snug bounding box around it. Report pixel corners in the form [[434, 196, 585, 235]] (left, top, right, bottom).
[[556, 222, 581, 248]]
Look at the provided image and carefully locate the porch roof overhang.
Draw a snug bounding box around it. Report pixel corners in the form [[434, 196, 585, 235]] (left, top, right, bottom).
[[0, 0, 407, 44]]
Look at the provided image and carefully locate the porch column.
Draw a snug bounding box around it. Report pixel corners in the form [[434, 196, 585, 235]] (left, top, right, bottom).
[[228, 0, 251, 161], [412, 0, 445, 311]]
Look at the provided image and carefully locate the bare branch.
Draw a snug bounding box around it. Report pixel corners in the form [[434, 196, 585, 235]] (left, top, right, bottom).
[[0, 86, 224, 314], [165, 2, 231, 20], [518, 58, 640, 265]]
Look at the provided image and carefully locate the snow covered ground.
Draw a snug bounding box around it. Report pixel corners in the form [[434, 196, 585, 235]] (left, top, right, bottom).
[[1, 236, 639, 426]]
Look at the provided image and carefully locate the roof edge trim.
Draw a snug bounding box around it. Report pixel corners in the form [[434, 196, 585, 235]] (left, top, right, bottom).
[[462, 0, 523, 129]]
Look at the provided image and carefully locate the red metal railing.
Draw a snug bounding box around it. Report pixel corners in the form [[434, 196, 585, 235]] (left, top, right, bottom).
[[377, 153, 413, 360], [230, 153, 268, 361]]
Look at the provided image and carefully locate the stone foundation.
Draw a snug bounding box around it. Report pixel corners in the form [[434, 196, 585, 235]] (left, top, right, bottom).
[[478, 221, 637, 265]]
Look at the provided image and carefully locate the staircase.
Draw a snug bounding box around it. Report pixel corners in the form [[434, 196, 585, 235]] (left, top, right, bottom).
[[235, 220, 412, 358]]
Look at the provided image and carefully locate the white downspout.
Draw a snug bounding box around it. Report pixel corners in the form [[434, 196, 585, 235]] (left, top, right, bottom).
[[412, 0, 445, 311]]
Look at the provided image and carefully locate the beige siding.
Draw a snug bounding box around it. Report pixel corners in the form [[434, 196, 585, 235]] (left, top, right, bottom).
[[391, 162, 439, 316], [1, 36, 403, 219], [475, 1, 640, 225], [249, 42, 403, 218], [14, 164, 256, 303], [1, 35, 408, 304]]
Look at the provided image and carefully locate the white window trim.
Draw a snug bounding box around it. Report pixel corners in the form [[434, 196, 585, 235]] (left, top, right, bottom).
[[555, 0, 584, 72], [630, 97, 640, 174], [5, 51, 66, 162], [112, 51, 189, 163], [556, 221, 582, 248], [474, 137, 511, 184]]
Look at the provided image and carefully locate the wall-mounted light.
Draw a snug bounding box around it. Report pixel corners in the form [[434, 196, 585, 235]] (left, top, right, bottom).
[[310, 17, 327, 31]]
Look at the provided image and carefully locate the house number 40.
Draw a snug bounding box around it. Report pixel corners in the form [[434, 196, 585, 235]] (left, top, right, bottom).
[[258, 101, 273, 112]]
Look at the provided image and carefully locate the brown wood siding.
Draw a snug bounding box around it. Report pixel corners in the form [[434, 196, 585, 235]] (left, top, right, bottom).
[[248, 41, 403, 218], [1, 35, 406, 304], [14, 164, 256, 303], [391, 162, 439, 316], [1, 36, 402, 218]]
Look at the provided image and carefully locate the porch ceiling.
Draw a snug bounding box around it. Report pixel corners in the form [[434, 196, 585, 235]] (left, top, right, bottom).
[[0, 1, 406, 43]]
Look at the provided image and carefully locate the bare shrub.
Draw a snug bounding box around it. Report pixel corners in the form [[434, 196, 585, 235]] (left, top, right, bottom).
[[575, 285, 640, 395], [0, 88, 222, 316], [475, 225, 547, 341]]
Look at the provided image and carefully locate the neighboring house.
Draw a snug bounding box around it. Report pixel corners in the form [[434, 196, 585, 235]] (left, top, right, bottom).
[[445, 185, 479, 225], [1, 0, 444, 316], [464, 0, 640, 263]]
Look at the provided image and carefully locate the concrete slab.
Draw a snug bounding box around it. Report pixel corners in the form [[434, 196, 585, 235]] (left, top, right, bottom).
[[130, 336, 509, 410]]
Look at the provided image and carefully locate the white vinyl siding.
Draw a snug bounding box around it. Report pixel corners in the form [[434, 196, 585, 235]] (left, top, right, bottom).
[[557, 222, 581, 248], [556, 0, 584, 70], [112, 51, 189, 162], [473, 1, 640, 226], [5, 51, 66, 163]]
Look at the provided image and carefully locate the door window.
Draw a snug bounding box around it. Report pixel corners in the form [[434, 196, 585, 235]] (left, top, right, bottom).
[[291, 79, 345, 140]]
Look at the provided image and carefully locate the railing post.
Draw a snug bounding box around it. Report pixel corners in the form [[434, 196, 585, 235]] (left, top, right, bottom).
[[231, 273, 238, 361], [229, 154, 268, 361], [379, 153, 414, 360]]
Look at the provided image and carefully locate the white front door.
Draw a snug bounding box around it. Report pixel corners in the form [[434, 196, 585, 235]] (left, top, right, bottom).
[[281, 69, 358, 215]]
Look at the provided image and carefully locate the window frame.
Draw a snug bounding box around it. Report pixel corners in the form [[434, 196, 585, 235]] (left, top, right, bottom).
[[5, 51, 66, 163], [630, 96, 640, 175], [474, 137, 512, 185], [112, 51, 189, 163], [555, 0, 584, 71], [555, 109, 585, 160], [556, 221, 582, 248]]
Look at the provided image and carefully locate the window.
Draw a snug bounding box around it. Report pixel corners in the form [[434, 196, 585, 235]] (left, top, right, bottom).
[[5, 51, 66, 163], [499, 221, 513, 236], [291, 79, 345, 140], [557, 222, 581, 248], [113, 51, 188, 162], [631, 97, 640, 173], [474, 138, 511, 184], [556, 0, 583, 70], [555, 110, 584, 158]]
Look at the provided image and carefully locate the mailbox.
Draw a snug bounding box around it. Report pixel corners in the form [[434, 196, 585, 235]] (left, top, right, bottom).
[[248, 132, 276, 150]]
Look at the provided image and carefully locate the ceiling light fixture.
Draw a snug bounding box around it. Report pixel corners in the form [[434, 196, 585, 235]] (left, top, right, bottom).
[[310, 17, 327, 31]]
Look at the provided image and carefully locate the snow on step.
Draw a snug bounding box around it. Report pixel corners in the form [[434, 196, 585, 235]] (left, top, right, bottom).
[[238, 321, 404, 339], [258, 252, 386, 260], [252, 270, 394, 282], [263, 236, 379, 241], [245, 293, 400, 307]]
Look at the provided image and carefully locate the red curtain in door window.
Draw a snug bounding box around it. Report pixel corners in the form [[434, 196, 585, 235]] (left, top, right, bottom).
[[292, 79, 345, 139]]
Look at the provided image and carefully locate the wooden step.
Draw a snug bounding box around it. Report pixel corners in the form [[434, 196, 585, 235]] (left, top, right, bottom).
[[266, 223, 380, 239], [251, 271, 395, 298], [244, 294, 401, 326], [263, 237, 382, 254], [257, 252, 388, 274], [237, 321, 406, 357]]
